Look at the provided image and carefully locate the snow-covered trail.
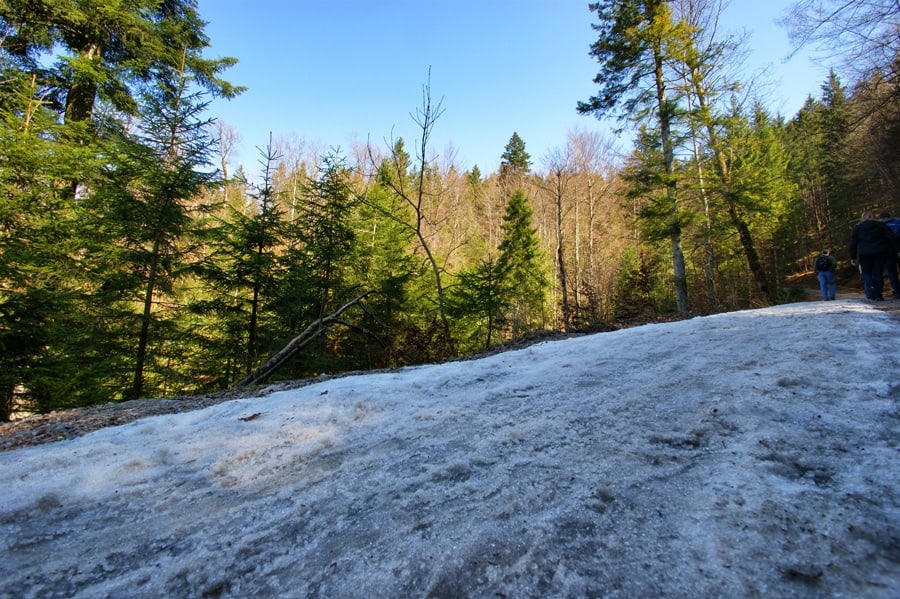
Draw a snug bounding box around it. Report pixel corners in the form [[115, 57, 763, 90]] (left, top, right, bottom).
[[1, 301, 898, 597]]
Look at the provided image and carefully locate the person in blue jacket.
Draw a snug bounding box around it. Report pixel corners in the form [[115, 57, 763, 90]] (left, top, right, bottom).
[[813, 249, 837, 300], [879, 211, 900, 299], [849, 210, 894, 301]]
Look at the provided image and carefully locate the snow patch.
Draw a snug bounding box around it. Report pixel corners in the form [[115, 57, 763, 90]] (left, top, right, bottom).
[[1, 300, 898, 598]]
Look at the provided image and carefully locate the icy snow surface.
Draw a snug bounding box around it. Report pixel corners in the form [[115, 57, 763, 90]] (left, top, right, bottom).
[[1, 300, 898, 598]]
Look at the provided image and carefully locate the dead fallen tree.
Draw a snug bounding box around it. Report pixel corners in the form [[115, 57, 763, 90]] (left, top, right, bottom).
[[235, 292, 379, 388]]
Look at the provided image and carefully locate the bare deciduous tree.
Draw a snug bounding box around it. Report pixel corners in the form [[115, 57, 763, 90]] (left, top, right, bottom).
[[567, 128, 621, 320], [543, 146, 575, 331], [364, 71, 456, 356], [781, 0, 900, 85]]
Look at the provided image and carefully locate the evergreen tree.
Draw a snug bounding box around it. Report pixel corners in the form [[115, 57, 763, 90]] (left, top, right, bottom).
[[294, 152, 357, 319], [496, 189, 548, 335], [846, 64, 900, 209], [198, 139, 285, 380], [86, 61, 217, 400], [818, 72, 852, 224], [785, 74, 852, 254], [720, 102, 795, 298], [238, 143, 285, 373], [0, 0, 243, 125], [367, 74, 456, 358], [499, 132, 531, 183], [0, 58, 105, 419], [579, 0, 691, 312], [351, 178, 416, 367], [667, 0, 741, 310], [272, 152, 360, 377], [620, 125, 682, 312], [448, 255, 505, 351]]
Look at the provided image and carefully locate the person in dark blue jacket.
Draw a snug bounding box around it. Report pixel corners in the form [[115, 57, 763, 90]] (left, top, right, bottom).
[[849, 210, 895, 301], [814, 249, 837, 300], [879, 212, 900, 299]]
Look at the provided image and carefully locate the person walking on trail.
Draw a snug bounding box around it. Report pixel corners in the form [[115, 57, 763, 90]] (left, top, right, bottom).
[[849, 210, 894, 301], [814, 249, 837, 301], [879, 211, 900, 299]]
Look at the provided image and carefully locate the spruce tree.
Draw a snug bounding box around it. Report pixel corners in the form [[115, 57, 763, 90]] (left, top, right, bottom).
[[0, 0, 243, 125], [448, 256, 505, 351], [86, 62, 216, 400], [719, 102, 795, 298], [0, 60, 106, 418], [352, 172, 417, 367], [819, 73, 852, 222], [496, 189, 548, 336], [0, 1, 240, 411], [579, 0, 691, 312], [620, 125, 680, 312], [198, 138, 285, 380], [272, 152, 361, 377], [499, 132, 532, 182], [366, 75, 457, 359]]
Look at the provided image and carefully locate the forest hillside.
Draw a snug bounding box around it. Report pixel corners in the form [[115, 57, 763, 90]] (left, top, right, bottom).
[[1, 1, 898, 423]]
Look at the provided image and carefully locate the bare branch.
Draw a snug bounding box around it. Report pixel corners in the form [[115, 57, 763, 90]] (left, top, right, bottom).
[[235, 292, 377, 388]]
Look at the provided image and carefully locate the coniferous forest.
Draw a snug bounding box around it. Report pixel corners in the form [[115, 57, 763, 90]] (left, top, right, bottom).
[[1, 0, 898, 420]]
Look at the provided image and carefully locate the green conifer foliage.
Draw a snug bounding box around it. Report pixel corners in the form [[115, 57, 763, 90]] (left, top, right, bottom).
[[0, 64, 106, 418], [195, 139, 285, 383], [350, 179, 416, 367], [496, 189, 548, 336], [0, 0, 243, 125], [86, 66, 216, 400], [499, 132, 532, 182], [448, 255, 505, 352], [272, 153, 361, 377]]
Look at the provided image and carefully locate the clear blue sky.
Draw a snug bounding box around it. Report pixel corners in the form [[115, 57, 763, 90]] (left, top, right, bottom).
[[200, 0, 830, 175]]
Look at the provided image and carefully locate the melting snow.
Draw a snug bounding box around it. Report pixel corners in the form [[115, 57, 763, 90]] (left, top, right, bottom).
[[1, 300, 898, 597]]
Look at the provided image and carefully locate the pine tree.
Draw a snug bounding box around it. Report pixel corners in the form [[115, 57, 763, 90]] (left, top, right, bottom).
[[448, 255, 505, 351], [0, 0, 243, 125], [496, 189, 548, 335], [86, 58, 217, 400], [499, 132, 532, 183], [579, 0, 691, 312]]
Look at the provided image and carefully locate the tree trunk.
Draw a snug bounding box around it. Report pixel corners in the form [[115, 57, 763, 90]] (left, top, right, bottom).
[[64, 42, 103, 124], [131, 235, 162, 400], [654, 40, 689, 313], [683, 76, 719, 310], [248, 279, 261, 374], [553, 169, 571, 331], [413, 113, 454, 355], [727, 200, 770, 299], [1, 386, 13, 423], [688, 66, 772, 302], [368, 72, 456, 357]]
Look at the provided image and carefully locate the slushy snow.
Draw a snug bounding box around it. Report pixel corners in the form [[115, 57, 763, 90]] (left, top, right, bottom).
[[1, 300, 898, 598]]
